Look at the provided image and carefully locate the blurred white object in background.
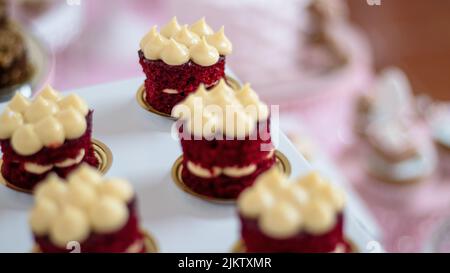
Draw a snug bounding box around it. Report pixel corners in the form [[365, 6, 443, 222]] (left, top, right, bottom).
[[12, 0, 86, 51], [371, 68, 416, 123]]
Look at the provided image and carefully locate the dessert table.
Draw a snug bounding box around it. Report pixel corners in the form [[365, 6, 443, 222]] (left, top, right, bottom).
[[0, 78, 380, 252]]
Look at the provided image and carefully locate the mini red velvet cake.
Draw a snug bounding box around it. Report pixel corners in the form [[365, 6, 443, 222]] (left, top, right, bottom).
[[29, 165, 148, 253], [172, 79, 275, 199], [0, 85, 98, 191], [237, 167, 350, 253], [139, 17, 232, 115]]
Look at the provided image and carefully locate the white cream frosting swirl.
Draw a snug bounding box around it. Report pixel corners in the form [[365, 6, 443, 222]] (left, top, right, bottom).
[[238, 168, 346, 238], [189, 17, 214, 36], [160, 38, 190, 66], [206, 26, 232, 55], [0, 87, 89, 156], [172, 79, 269, 138], [140, 17, 232, 66], [30, 165, 135, 248], [189, 37, 219, 66], [174, 25, 200, 47], [160, 16, 182, 38]]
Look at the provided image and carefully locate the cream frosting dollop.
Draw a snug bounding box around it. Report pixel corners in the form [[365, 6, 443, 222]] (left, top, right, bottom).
[[38, 85, 61, 102], [174, 25, 200, 47], [140, 26, 158, 50], [29, 198, 59, 236], [0, 107, 23, 139], [139, 17, 232, 66], [189, 37, 219, 67], [34, 116, 65, 147], [58, 94, 89, 116], [0, 87, 90, 155], [29, 165, 136, 246], [89, 196, 129, 233], [260, 202, 303, 239], [71, 164, 103, 187], [172, 79, 269, 138], [160, 38, 190, 66], [55, 108, 87, 139], [24, 96, 59, 123], [99, 178, 134, 203], [67, 179, 97, 208], [8, 93, 30, 113], [160, 16, 181, 38], [143, 30, 169, 60], [50, 205, 90, 248], [35, 174, 68, 203], [238, 186, 275, 218], [206, 26, 232, 55], [237, 168, 346, 238], [11, 124, 43, 156], [189, 17, 214, 36]]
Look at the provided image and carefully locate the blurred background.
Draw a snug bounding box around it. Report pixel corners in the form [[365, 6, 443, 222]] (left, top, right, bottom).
[[2, 0, 450, 252]]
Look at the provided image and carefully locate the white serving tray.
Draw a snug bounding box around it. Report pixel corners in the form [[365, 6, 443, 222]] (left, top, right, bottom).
[[0, 78, 379, 253]]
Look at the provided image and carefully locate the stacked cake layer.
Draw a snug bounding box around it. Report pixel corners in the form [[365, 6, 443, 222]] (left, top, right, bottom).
[[30, 165, 146, 253], [173, 79, 275, 199], [0, 86, 98, 190]]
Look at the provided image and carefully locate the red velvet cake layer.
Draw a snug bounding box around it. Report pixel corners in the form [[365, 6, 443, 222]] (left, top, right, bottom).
[[179, 120, 273, 168], [239, 214, 351, 253], [35, 199, 146, 253], [138, 50, 225, 115], [0, 111, 99, 191]]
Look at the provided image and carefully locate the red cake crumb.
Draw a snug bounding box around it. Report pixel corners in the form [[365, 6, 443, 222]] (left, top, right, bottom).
[[179, 120, 275, 199], [138, 50, 225, 115], [239, 214, 351, 253], [0, 111, 99, 191], [35, 199, 146, 253]]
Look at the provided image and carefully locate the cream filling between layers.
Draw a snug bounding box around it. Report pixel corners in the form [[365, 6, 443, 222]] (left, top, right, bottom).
[[162, 89, 179, 94], [24, 149, 86, 174], [186, 161, 257, 178], [24, 163, 53, 175]]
